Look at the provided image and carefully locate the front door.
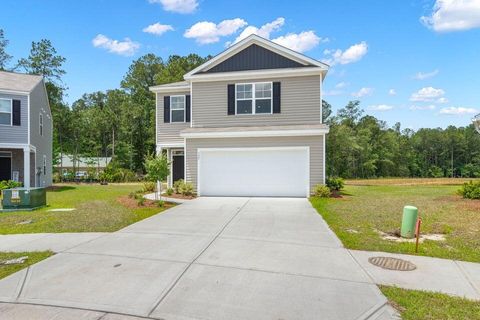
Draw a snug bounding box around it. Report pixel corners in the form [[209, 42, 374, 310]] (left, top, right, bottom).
[[172, 155, 185, 183], [0, 156, 11, 181]]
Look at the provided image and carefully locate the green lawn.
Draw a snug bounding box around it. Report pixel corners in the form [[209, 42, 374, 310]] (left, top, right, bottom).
[[0, 251, 53, 280], [381, 286, 480, 320], [0, 184, 170, 234], [310, 182, 480, 262]]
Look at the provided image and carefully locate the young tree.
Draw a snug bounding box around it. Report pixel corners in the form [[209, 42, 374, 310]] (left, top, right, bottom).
[[144, 153, 170, 200], [0, 29, 12, 70]]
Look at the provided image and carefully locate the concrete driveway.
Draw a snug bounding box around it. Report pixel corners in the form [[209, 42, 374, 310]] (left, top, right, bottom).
[[0, 198, 397, 319]]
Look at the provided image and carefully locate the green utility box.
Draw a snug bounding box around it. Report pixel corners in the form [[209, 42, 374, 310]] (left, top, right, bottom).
[[401, 205, 418, 238], [1, 188, 46, 211]]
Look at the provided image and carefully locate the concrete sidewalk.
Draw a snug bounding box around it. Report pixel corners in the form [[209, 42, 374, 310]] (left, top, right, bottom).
[[0, 197, 398, 320], [0, 233, 107, 252]]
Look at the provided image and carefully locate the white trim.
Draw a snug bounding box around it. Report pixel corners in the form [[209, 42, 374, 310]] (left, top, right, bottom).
[[196, 146, 310, 197], [0, 89, 29, 95], [235, 82, 273, 115], [149, 85, 190, 93], [181, 128, 329, 139], [185, 67, 324, 82], [170, 95, 186, 123], [0, 98, 13, 126], [155, 92, 158, 146], [157, 143, 185, 148], [184, 34, 328, 79], [322, 135, 326, 185], [0, 143, 36, 151], [319, 74, 323, 124]]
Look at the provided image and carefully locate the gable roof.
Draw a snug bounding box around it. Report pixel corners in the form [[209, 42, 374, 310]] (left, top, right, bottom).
[[0, 71, 44, 93], [184, 34, 329, 80], [150, 80, 190, 93]]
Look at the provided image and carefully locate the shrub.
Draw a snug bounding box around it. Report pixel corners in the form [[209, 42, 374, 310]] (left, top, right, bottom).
[[180, 182, 194, 196], [137, 197, 145, 206], [166, 188, 174, 196], [312, 184, 330, 198], [52, 172, 62, 183], [0, 180, 22, 191], [142, 182, 156, 193], [326, 177, 345, 192], [128, 192, 136, 199], [458, 181, 480, 200], [173, 179, 185, 194], [313, 184, 331, 198], [156, 200, 165, 208]]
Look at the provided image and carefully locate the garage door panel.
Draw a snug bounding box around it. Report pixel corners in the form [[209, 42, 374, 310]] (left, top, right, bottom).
[[198, 148, 308, 197]]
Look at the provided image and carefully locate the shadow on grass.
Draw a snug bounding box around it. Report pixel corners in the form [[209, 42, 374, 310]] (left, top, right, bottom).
[[46, 186, 76, 192]]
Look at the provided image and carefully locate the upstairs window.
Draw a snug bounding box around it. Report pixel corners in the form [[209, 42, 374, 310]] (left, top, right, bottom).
[[0, 99, 12, 125], [39, 113, 43, 136], [235, 82, 272, 115], [170, 95, 185, 122]]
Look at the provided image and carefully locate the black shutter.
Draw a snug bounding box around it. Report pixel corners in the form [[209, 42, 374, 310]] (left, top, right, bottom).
[[185, 95, 191, 122], [164, 96, 170, 123], [12, 100, 21, 126], [227, 84, 235, 115], [273, 82, 281, 114]]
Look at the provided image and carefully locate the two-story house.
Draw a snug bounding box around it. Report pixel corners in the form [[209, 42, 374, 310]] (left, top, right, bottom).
[[0, 71, 53, 188], [150, 35, 329, 197]]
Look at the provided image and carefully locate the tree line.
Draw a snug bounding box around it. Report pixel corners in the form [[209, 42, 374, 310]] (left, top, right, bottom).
[[1, 29, 479, 179]]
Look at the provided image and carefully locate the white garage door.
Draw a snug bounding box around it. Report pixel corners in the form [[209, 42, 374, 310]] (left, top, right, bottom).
[[198, 147, 309, 197]]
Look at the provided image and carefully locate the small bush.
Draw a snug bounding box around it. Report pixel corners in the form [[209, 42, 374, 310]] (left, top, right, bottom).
[[128, 192, 136, 199], [458, 181, 480, 200], [326, 177, 345, 192], [0, 180, 22, 192], [142, 181, 156, 193], [166, 188, 174, 196], [137, 197, 145, 206], [173, 179, 184, 194], [313, 184, 331, 198], [180, 182, 194, 196], [156, 200, 165, 208]]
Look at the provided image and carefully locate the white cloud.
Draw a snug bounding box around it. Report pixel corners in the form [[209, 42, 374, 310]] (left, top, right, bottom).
[[323, 90, 344, 96], [410, 87, 446, 102], [92, 34, 140, 56], [184, 18, 247, 44], [143, 23, 174, 36], [388, 89, 397, 95], [421, 0, 480, 32], [148, 0, 198, 14], [439, 106, 478, 114], [352, 87, 373, 98], [413, 69, 439, 80], [368, 104, 394, 111], [272, 31, 322, 53], [323, 41, 368, 65], [335, 82, 348, 89], [233, 17, 285, 43], [410, 104, 436, 110]]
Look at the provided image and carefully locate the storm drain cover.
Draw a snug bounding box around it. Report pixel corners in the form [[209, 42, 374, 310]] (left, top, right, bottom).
[[368, 256, 416, 271]]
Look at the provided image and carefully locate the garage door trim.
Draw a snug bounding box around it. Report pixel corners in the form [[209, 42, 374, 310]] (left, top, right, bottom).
[[197, 146, 310, 197]]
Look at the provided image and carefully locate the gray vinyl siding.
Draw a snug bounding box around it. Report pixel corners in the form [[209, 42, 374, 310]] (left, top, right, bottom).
[[156, 91, 190, 146], [29, 82, 52, 187], [185, 135, 324, 195], [191, 75, 321, 128], [0, 92, 28, 144]]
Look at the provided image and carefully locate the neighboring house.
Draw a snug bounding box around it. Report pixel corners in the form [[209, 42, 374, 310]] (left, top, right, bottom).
[[55, 155, 112, 175], [0, 71, 53, 187], [150, 35, 329, 197]]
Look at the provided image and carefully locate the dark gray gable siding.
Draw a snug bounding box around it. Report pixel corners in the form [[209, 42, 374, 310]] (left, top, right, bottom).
[[201, 44, 311, 74]]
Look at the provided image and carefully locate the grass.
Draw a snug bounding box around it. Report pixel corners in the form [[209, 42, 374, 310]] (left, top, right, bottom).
[[346, 178, 480, 186], [0, 251, 53, 280], [381, 286, 480, 320], [310, 179, 480, 262], [0, 183, 170, 234]]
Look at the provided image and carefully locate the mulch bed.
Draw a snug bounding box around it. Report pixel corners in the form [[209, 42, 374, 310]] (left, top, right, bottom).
[[117, 196, 176, 210], [164, 193, 196, 200]]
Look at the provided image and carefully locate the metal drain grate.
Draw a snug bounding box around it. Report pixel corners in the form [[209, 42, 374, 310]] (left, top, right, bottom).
[[368, 256, 416, 271]]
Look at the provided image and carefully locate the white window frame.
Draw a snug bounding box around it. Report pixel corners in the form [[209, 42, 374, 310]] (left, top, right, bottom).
[[170, 95, 186, 123], [235, 82, 273, 115], [0, 98, 13, 126], [39, 113, 43, 136], [43, 155, 47, 175]]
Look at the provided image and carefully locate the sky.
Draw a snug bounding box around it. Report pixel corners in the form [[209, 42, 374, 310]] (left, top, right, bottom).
[[2, 0, 480, 129]]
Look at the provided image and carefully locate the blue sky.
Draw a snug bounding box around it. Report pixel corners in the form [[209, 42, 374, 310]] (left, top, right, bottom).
[[2, 0, 480, 129]]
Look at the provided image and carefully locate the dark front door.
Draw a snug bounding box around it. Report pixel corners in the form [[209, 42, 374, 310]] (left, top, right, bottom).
[[172, 155, 184, 183], [0, 157, 11, 181]]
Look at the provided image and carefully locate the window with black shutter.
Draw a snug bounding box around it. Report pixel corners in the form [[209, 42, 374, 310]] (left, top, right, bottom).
[[164, 96, 170, 123]]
